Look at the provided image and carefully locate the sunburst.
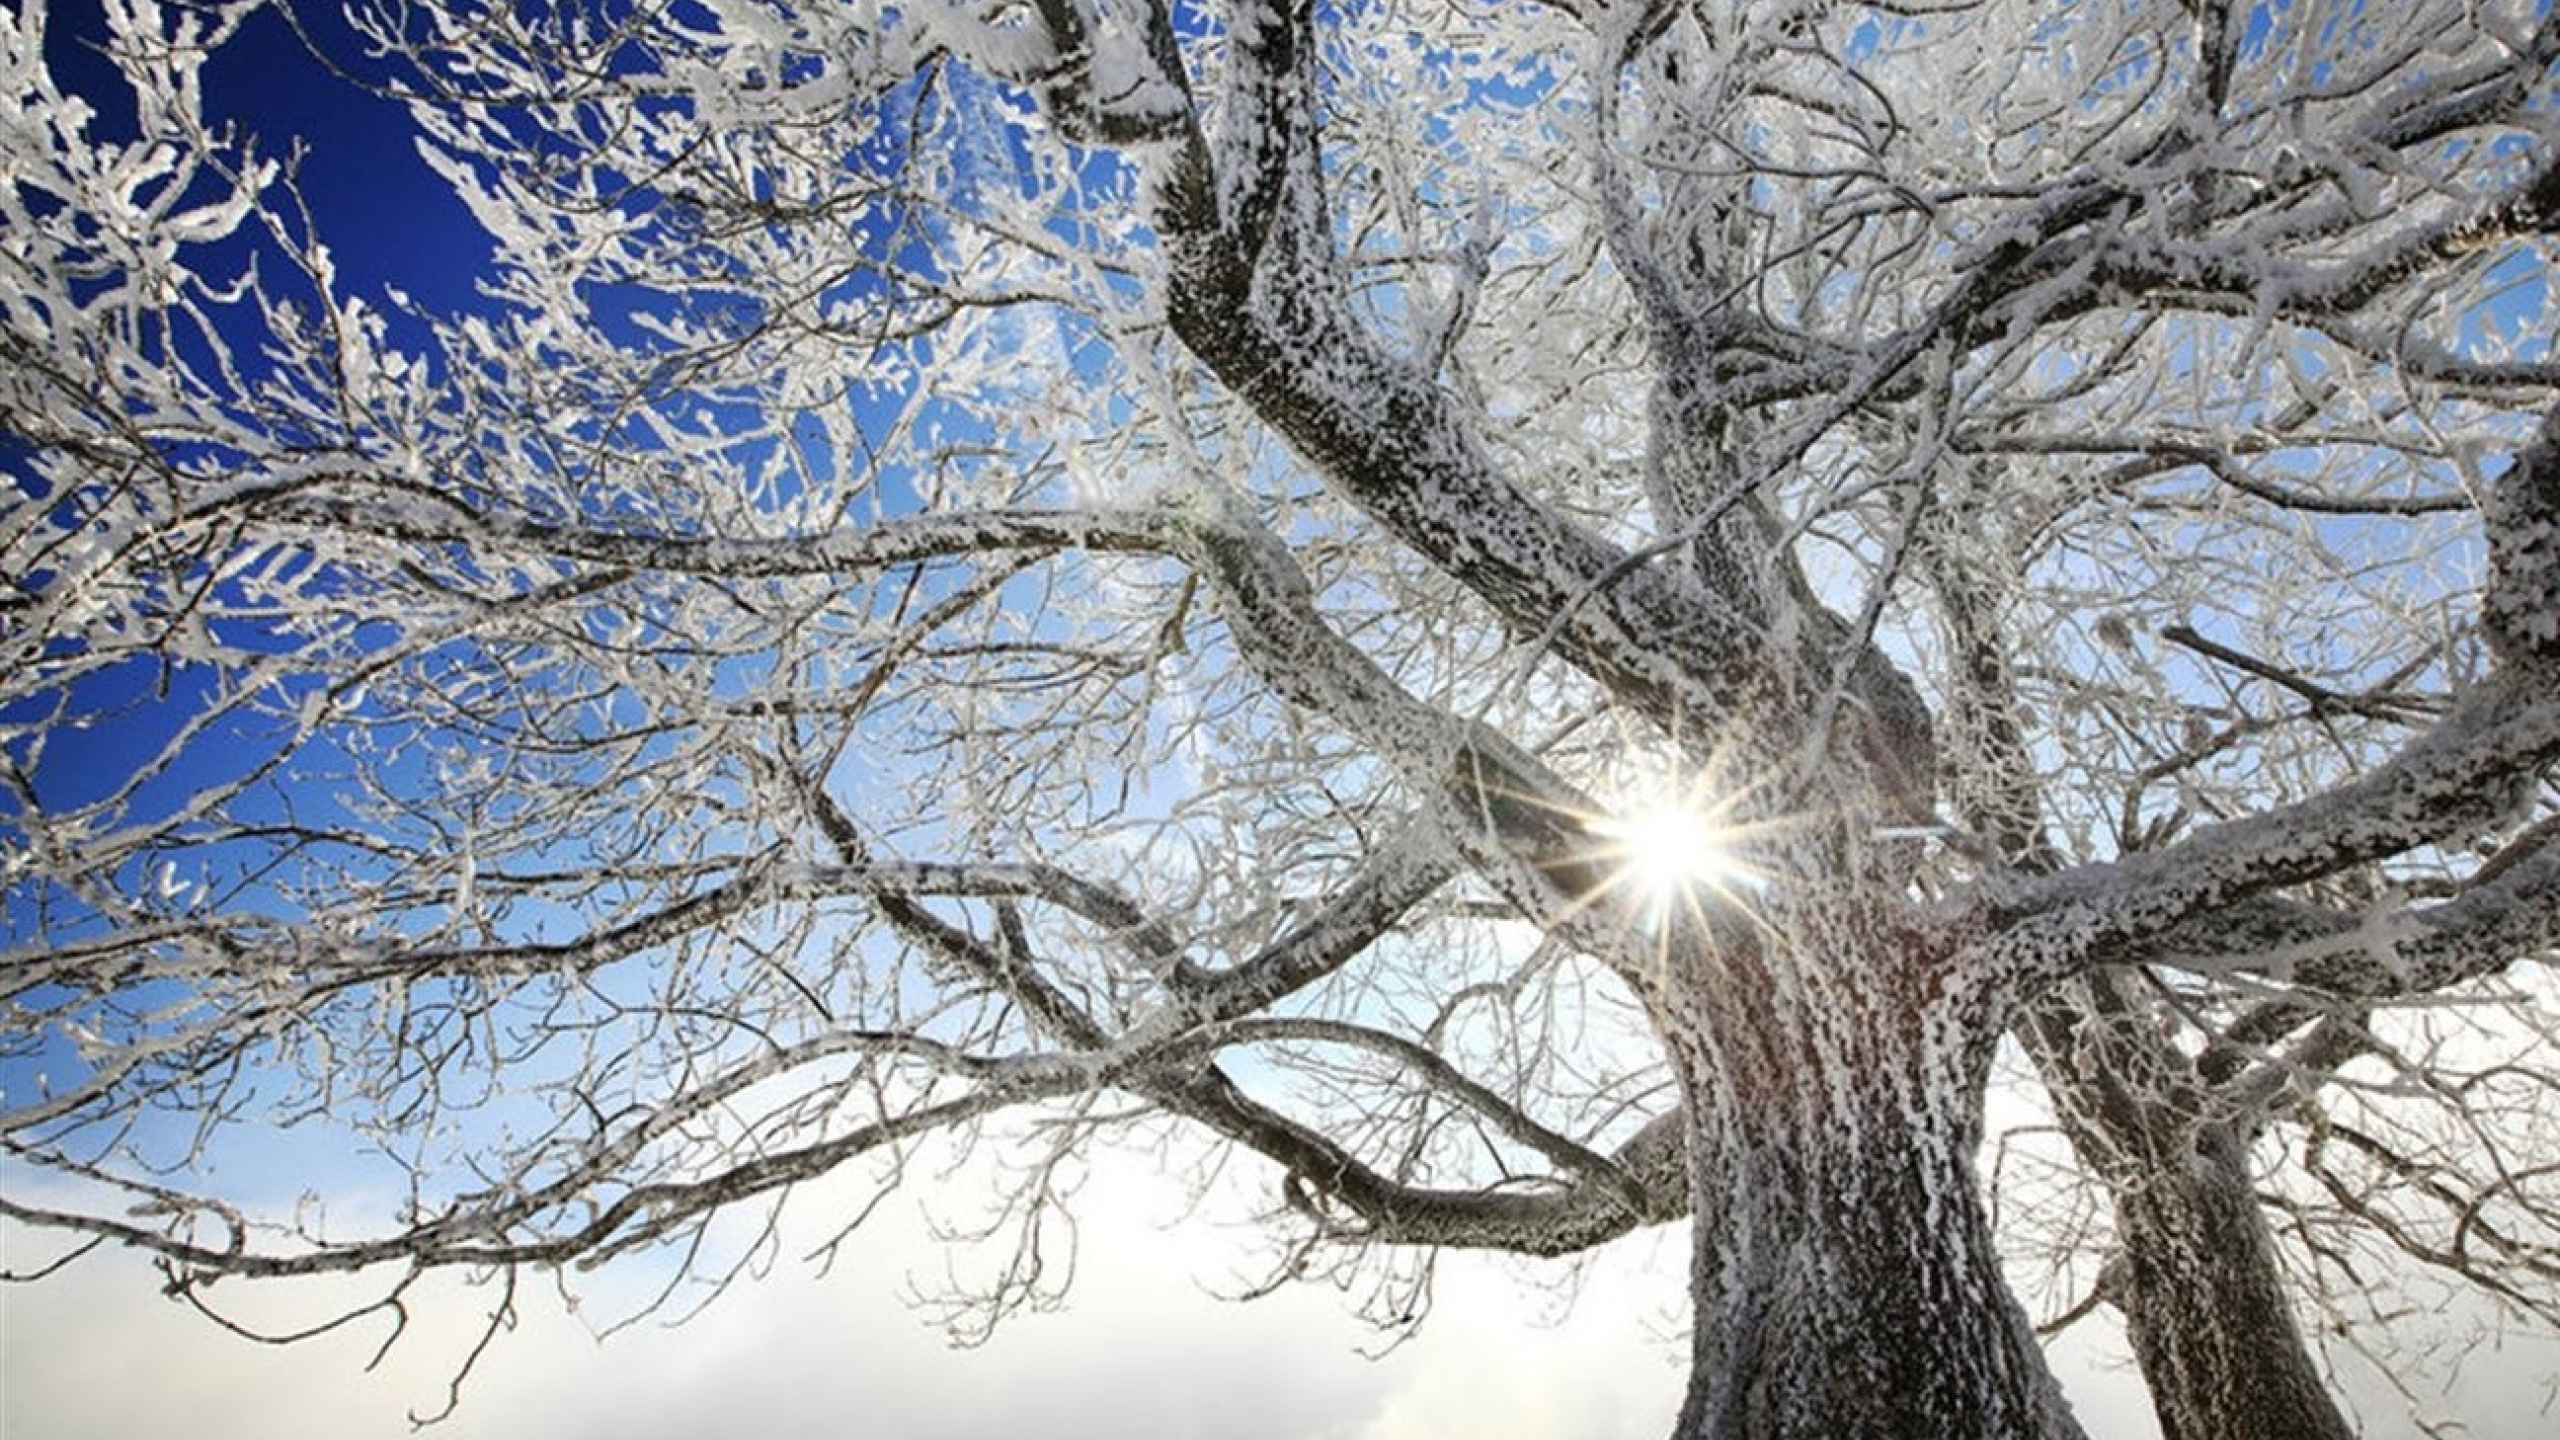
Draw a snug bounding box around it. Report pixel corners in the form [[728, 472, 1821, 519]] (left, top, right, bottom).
[[1599, 797, 1742, 901], [1587, 755, 1769, 931]]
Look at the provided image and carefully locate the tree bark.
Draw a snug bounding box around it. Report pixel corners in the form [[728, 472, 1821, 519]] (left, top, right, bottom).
[[2110, 1128, 2358, 1440], [1661, 922, 2086, 1440], [2028, 983, 2358, 1440]]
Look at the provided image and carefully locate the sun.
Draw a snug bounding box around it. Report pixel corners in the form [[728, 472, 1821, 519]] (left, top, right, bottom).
[[1592, 787, 1757, 925], [1581, 738, 1773, 929], [1601, 800, 1737, 897]]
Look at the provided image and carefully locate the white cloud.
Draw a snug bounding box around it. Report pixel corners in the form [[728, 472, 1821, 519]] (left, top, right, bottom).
[[4, 1159, 1606, 1440], [4, 1150, 2549, 1440]]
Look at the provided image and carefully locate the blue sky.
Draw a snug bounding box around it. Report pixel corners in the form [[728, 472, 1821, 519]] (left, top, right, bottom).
[[72, 0, 488, 308]]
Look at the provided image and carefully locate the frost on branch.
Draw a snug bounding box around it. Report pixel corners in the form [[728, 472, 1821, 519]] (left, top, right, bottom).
[[2485, 410, 2560, 666]]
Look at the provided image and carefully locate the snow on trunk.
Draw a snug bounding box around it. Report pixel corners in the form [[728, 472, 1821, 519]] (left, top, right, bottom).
[[2024, 982, 2360, 1440], [1656, 907, 2084, 1440], [2111, 1131, 2357, 1440]]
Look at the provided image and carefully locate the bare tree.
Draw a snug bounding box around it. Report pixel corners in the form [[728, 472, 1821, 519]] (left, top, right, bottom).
[[6, 1, 2558, 1437]]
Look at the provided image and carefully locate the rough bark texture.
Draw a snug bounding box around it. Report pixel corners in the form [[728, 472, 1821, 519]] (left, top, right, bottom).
[[1671, 1115, 2083, 1439], [2028, 984, 2358, 1440], [1659, 909, 2085, 1440], [2113, 1129, 2358, 1440]]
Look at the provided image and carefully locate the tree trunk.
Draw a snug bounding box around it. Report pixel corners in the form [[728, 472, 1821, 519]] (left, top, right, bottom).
[[2027, 982, 2357, 1440], [1660, 927, 2086, 1440], [2110, 1128, 2357, 1440]]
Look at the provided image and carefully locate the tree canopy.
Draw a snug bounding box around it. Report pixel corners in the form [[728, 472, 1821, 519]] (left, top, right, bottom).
[[5, 1, 2559, 1436]]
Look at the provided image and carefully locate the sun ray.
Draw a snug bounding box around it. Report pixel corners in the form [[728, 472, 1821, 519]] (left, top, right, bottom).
[[1582, 745, 1779, 942]]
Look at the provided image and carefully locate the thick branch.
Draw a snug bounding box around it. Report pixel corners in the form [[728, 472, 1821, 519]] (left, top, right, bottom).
[[1985, 670, 2560, 988], [259, 490, 1179, 577]]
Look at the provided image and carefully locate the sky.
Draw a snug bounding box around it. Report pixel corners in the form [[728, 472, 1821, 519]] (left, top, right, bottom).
[[4, 2, 2558, 1437], [7, 1134, 2550, 1439], [5, 1140, 2184, 1440]]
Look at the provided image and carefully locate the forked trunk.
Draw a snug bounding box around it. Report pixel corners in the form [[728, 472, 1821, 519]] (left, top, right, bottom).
[[1658, 931, 2085, 1440]]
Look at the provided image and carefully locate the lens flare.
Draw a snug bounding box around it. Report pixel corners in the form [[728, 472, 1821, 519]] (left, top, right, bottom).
[[1598, 798, 1744, 909]]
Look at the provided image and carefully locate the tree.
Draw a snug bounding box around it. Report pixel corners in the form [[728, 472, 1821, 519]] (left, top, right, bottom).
[[6, 0, 2559, 1435]]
